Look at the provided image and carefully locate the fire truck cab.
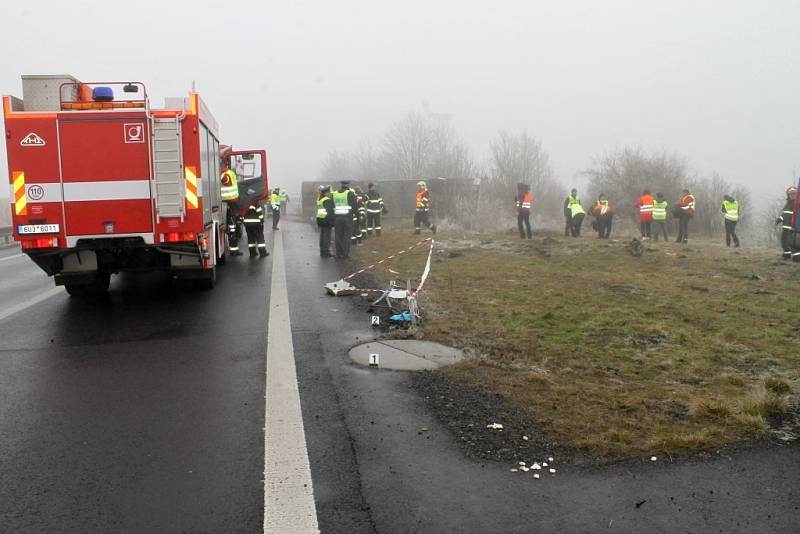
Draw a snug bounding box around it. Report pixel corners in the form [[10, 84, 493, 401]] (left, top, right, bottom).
[[3, 75, 268, 294]]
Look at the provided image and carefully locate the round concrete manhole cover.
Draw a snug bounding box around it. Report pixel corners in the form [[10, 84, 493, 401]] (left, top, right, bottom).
[[349, 340, 464, 371]]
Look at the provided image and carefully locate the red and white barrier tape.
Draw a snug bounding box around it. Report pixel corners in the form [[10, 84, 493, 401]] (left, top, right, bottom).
[[409, 239, 434, 297], [342, 237, 431, 281]]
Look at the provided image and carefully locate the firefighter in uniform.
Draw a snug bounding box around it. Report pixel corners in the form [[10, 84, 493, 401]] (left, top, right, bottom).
[[243, 201, 269, 257], [514, 183, 533, 239], [721, 194, 740, 247], [317, 185, 335, 257], [220, 162, 242, 256], [333, 181, 358, 259], [414, 181, 436, 234], [353, 186, 366, 244], [270, 188, 282, 229], [776, 186, 797, 260], [365, 182, 386, 236]]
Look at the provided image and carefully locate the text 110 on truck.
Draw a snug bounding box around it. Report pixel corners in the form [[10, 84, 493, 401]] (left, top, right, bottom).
[[3, 75, 268, 294]]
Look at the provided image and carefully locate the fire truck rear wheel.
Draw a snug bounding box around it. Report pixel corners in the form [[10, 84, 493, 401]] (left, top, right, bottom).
[[196, 266, 217, 290], [64, 272, 111, 297]]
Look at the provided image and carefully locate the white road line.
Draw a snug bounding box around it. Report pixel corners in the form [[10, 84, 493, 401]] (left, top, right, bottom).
[[0, 253, 23, 263], [264, 231, 319, 533], [0, 287, 62, 322]]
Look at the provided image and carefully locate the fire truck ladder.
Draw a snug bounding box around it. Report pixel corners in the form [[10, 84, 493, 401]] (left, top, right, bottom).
[[151, 117, 185, 221]]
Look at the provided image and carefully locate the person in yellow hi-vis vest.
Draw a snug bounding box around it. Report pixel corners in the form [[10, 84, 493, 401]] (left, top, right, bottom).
[[721, 194, 740, 247], [270, 188, 282, 230], [220, 162, 242, 256]]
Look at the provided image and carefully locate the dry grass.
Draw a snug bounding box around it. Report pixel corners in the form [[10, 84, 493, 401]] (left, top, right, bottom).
[[356, 220, 800, 459]]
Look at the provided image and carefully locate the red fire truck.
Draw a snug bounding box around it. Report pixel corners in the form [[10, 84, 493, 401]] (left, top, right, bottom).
[[3, 75, 268, 294]]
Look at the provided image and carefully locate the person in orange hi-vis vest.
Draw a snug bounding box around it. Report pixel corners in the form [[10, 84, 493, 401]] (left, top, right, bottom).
[[634, 189, 655, 240], [589, 193, 615, 239], [514, 183, 533, 239], [675, 189, 696, 243], [414, 181, 436, 234]]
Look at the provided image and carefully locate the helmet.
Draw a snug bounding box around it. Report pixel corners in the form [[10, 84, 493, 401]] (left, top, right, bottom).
[[417, 180, 426, 188], [787, 186, 797, 194]]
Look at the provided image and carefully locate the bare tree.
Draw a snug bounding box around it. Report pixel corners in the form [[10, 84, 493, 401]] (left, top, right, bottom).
[[489, 131, 560, 217], [382, 113, 436, 180], [428, 122, 476, 181], [490, 131, 553, 188], [319, 151, 353, 183], [351, 142, 387, 182]]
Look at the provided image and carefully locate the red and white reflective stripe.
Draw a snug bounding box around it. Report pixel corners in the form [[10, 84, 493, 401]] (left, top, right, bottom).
[[521, 202, 531, 209], [639, 205, 653, 212], [63, 180, 151, 201], [600, 205, 608, 215], [342, 238, 431, 281]]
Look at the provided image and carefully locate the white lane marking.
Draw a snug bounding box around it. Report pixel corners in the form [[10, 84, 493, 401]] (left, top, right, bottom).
[[0, 253, 24, 263], [0, 287, 62, 322], [264, 230, 319, 533]]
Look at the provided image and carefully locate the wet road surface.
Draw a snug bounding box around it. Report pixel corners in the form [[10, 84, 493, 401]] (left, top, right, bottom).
[[1, 218, 798, 533]]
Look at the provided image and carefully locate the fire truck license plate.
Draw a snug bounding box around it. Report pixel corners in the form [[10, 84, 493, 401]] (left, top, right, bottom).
[[18, 224, 60, 234]]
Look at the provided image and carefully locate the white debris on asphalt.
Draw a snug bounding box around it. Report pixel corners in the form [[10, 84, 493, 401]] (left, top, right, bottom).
[[510, 456, 558, 481], [523, 436, 529, 441], [486, 423, 504, 430], [651, 456, 657, 462]]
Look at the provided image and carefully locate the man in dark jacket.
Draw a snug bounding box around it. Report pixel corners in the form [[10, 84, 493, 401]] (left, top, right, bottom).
[[316, 185, 335, 257]]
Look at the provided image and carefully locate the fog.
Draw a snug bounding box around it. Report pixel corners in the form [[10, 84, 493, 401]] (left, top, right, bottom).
[[2, 0, 798, 209]]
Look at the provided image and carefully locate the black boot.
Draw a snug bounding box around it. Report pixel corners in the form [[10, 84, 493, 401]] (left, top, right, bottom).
[[259, 249, 269, 258], [249, 249, 257, 258]]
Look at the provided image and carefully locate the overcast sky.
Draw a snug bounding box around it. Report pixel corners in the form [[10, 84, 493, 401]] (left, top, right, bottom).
[[2, 0, 798, 207]]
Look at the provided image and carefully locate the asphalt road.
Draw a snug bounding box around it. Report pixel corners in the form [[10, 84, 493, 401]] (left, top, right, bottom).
[[1, 219, 798, 533]]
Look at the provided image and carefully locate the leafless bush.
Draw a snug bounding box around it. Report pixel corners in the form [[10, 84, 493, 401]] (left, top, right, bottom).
[[584, 147, 753, 239]]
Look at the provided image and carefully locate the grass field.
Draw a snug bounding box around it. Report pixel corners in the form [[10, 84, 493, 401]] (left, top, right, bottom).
[[355, 220, 800, 460]]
